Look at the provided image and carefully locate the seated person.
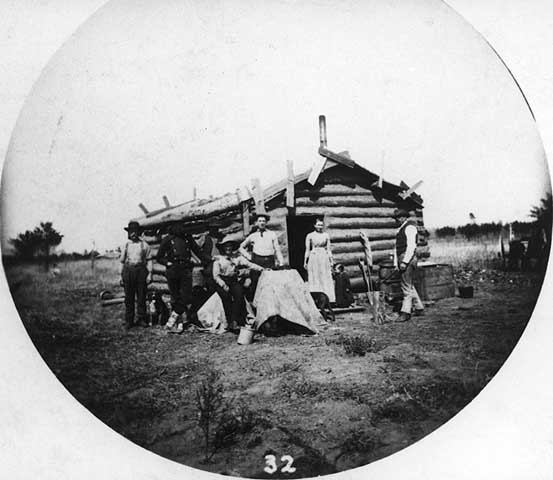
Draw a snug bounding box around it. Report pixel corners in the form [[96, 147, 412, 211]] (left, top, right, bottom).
[[212, 236, 266, 332], [333, 263, 354, 307]]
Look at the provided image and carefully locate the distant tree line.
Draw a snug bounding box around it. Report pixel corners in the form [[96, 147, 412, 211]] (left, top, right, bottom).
[[433, 193, 552, 241], [3, 221, 112, 269]]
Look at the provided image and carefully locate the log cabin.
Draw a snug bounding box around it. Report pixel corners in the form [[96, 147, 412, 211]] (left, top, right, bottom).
[[129, 117, 429, 295]]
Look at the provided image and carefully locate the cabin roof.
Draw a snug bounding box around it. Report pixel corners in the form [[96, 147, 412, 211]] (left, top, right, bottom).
[[131, 159, 421, 229]]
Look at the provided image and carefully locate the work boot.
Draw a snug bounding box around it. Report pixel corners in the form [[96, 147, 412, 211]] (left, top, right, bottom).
[[393, 312, 411, 323], [413, 309, 425, 317], [168, 321, 185, 334], [165, 311, 180, 330]]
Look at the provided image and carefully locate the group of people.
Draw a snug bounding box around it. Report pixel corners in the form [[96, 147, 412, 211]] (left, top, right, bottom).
[[120, 204, 424, 331], [120, 212, 335, 333]]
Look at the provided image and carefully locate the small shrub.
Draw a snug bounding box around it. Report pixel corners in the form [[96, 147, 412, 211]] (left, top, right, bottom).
[[195, 371, 258, 463], [326, 334, 377, 357], [280, 374, 321, 398]]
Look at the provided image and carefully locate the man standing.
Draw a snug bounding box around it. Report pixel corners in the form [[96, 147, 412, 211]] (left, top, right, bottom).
[[392, 207, 424, 322], [120, 221, 151, 329], [239, 213, 284, 296], [156, 223, 208, 333]]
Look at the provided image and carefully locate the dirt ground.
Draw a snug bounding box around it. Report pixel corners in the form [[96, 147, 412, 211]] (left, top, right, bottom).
[[5, 261, 544, 478]]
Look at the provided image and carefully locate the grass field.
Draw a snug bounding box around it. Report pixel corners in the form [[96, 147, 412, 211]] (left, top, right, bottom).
[[429, 234, 504, 269], [3, 239, 546, 478]]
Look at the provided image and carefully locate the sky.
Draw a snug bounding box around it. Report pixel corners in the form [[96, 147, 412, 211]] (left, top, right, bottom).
[[0, 0, 551, 254]]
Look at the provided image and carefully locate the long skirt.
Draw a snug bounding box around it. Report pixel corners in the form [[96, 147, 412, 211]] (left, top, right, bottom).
[[307, 248, 335, 302]]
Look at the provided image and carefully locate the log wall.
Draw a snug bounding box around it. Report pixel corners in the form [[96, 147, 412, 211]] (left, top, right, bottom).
[[141, 165, 430, 297], [293, 168, 429, 293]]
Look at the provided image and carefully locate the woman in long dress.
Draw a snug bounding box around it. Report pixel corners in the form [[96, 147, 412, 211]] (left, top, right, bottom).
[[304, 218, 335, 302]]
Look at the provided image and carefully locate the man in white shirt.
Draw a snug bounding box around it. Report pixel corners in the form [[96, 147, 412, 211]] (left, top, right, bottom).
[[392, 207, 424, 322], [120, 221, 151, 329], [239, 213, 284, 296]]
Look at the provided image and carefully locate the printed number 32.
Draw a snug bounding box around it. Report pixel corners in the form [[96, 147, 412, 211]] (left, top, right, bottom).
[[264, 455, 296, 474]]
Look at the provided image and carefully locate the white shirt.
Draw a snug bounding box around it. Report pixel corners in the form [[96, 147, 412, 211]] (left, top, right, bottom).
[[239, 230, 284, 265], [120, 240, 150, 265], [393, 221, 417, 268]]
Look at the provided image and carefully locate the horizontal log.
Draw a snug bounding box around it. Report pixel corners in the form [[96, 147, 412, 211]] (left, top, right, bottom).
[[152, 273, 167, 283], [135, 192, 243, 228], [148, 282, 170, 293], [332, 239, 395, 254], [101, 298, 125, 307], [328, 228, 397, 241], [297, 183, 386, 197], [296, 197, 391, 208], [267, 220, 287, 231], [142, 235, 162, 244], [330, 236, 427, 254], [220, 222, 244, 235], [334, 250, 395, 266], [295, 206, 399, 218], [326, 218, 399, 229], [333, 245, 431, 266], [152, 263, 166, 275], [265, 206, 288, 218]]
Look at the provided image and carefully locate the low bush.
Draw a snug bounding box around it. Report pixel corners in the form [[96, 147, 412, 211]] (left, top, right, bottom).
[[326, 335, 378, 357]]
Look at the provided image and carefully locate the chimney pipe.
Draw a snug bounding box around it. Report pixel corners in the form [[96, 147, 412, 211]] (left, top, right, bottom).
[[319, 115, 327, 148]]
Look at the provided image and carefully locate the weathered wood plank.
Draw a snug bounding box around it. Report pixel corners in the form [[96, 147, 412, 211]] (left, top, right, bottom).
[[318, 147, 356, 168], [242, 202, 250, 236], [251, 178, 266, 214], [286, 160, 295, 208]]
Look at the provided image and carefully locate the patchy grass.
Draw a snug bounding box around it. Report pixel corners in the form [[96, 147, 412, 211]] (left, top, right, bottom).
[[326, 334, 379, 357]]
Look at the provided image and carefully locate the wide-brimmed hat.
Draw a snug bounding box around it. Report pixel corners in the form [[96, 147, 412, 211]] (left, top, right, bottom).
[[124, 221, 140, 232], [254, 212, 270, 221], [217, 235, 240, 250]]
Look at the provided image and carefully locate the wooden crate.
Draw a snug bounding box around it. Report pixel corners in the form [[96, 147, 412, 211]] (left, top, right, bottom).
[[414, 262, 455, 301], [378, 262, 455, 302]]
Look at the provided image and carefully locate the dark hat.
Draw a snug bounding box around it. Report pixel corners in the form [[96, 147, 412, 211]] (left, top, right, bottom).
[[254, 212, 270, 221], [392, 207, 414, 218], [217, 235, 240, 250], [124, 221, 140, 232]]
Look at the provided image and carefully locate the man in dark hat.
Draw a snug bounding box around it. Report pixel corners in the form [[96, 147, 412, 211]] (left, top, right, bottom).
[[156, 222, 209, 333], [212, 236, 265, 331], [239, 213, 284, 296], [392, 206, 424, 322], [120, 221, 151, 329]]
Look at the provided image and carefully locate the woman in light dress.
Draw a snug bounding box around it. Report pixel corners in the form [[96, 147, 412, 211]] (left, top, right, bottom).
[[304, 218, 335, 302]]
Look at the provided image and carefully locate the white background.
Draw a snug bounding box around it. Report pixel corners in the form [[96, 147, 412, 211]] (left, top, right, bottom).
[[1, 1, 553, 479]]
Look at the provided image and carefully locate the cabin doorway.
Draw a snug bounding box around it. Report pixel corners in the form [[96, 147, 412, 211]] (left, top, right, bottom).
[[286, 215, 318, 280]]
